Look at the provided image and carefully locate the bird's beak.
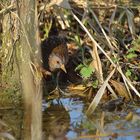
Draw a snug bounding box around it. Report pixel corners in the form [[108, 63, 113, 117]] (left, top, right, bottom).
[[60, 64, 67, 73]]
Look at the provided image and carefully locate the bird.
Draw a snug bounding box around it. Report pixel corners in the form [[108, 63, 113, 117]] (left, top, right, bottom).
[[41, 35, 69, 93]]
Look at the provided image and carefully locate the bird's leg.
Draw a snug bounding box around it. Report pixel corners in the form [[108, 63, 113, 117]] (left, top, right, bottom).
[[56, 71, 69, 95], [50, 71, 66, 96], [56, 71, 60, 89]]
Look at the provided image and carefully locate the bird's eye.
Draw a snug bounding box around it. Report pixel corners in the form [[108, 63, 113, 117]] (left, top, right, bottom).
[[56, 60, 60, 64]]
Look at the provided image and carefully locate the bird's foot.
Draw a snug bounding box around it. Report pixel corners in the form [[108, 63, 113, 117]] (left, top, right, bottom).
[[49, 86, 69, 96]]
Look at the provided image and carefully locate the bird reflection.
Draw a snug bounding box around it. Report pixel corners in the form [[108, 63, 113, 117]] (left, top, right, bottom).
[[43, 103, 70, 140]]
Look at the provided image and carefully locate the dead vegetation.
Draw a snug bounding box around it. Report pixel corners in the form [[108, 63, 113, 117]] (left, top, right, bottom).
[[0, 0, 140, 114]]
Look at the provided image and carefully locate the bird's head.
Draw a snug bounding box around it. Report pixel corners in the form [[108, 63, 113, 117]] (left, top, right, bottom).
[[48, 52, 67, 73]]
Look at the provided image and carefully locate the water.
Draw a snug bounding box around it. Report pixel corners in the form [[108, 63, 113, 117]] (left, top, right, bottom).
[[42, 98, 140, 140], [0, 97, 140, 140]]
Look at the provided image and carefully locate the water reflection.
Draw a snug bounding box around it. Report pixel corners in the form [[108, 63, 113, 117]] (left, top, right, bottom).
[[43, 101, 70, 140], [0, 98, 140, 140], [43, 98, 85, 139], [43, 98, 140, 140], [0, 109, 22, 140]]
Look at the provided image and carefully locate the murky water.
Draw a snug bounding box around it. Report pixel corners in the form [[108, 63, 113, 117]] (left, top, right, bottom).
[[43, 98, 140, 140], [0, 97, 140, 140]]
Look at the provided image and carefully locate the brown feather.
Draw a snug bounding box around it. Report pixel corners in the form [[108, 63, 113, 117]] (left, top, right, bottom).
[[41, 36, 68, 71]]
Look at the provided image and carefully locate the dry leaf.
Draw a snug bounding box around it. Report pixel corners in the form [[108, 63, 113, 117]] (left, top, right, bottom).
[[86, 68, 116, 115], [125, 112, 133, 121], [68, 84, 86, 90], [88, 42, 103, 84], [110, 80, 130, 101], [126, 9, 136, 39]]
